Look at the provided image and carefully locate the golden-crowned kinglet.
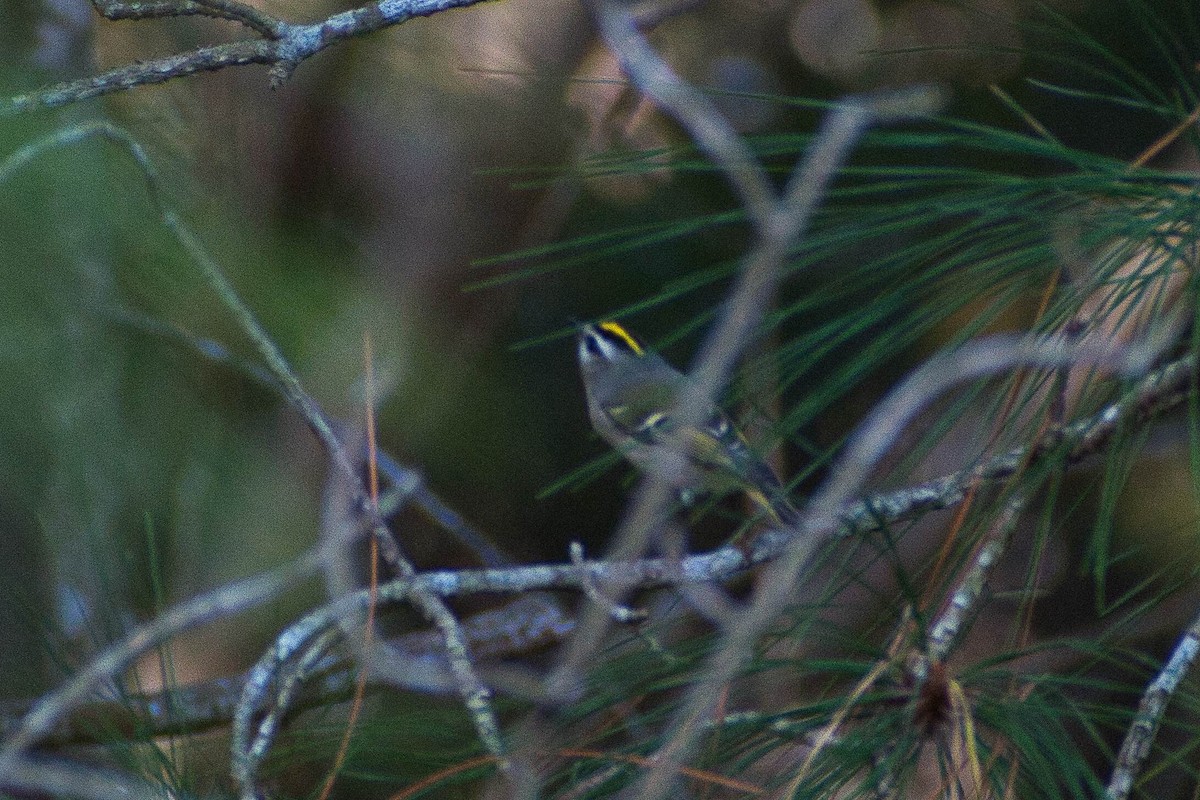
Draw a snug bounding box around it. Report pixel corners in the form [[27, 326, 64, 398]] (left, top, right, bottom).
[[576, 320, 798, 525]]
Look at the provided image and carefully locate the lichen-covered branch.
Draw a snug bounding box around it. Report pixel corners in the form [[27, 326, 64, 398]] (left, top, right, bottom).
[[92, 0, 283, 36], [4, 0, 499, 114], [1106, 607, 1200, 800]]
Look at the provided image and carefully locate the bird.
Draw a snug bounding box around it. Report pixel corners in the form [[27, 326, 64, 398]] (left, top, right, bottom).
[[576, 320, 798, 526]]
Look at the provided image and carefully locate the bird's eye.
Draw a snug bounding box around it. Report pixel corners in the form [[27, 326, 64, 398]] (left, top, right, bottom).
[[585, 336, 605, 359]]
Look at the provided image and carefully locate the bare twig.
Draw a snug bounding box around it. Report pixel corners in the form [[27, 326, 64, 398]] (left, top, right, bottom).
[[806, 332, 1164, 545], [589, 0, 774, 228], [1106, 606, 1200, 800], [924, 491, 1029, 667], [376, 448, 516, 568], [310, 333, 385, 800], [232, 614, 354, 792], [569, 541, 649, 624], [408, 567, 508, 765], [5, 0, 499, 112], [236, 627, 342, 800], [0, 548, 324, 772], [1, 756, 161, 800], [0, 121, 160, 199], [163, 213, 364, 486], [91, 0, 283, 36], [0, 594, 569, 748], [110, 308, 515, 569], [315, 456, 507, 772]]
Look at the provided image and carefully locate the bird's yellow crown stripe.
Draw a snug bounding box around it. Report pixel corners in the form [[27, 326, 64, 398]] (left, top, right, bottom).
[[599, 321, 644, 356]]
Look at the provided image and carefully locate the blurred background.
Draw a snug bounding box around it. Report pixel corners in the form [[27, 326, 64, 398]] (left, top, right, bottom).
[[1, 0, 1199, 794]]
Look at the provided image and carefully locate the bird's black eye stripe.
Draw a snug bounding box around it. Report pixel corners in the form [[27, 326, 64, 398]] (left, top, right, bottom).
[[585, 336, 605, 358], [708, 415, 729, 438]]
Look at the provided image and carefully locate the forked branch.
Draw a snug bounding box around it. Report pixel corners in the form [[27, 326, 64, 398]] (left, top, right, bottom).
[[5, 0, 498, 113]]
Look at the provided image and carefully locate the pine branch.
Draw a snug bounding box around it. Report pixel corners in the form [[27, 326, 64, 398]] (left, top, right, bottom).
[[1, 350, 1189, 749]]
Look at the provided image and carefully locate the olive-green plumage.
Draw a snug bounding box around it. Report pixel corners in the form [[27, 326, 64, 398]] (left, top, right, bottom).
[[576, 321, 797, 525]]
